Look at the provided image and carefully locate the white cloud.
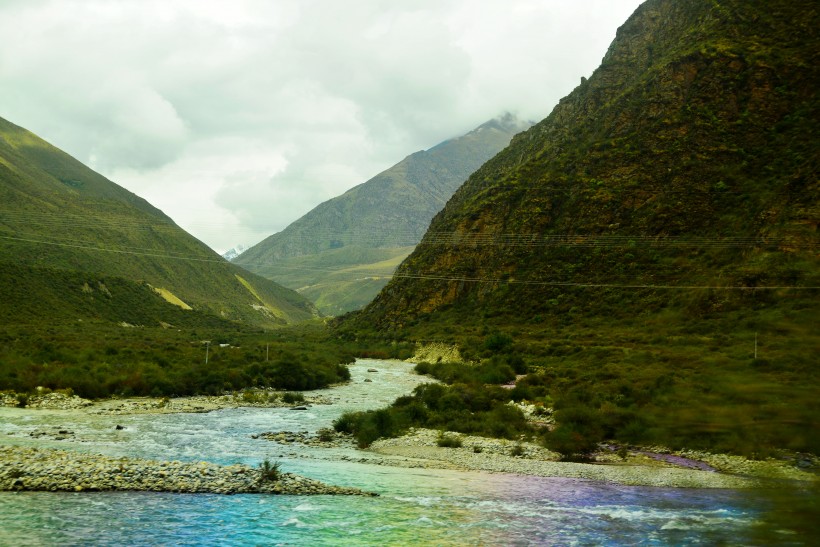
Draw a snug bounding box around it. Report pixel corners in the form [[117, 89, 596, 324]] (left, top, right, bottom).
[[0, 0, 644, 253]]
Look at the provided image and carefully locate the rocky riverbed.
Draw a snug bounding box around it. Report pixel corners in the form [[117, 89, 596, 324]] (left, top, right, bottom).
[[3, 362, 817, 492], [1, 389, 331, 414], [0, 446, 375, 496], [366, 428, 816, 488], [245, 424, 817, 489]]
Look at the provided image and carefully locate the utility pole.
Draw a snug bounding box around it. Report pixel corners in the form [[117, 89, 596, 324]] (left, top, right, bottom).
[[266, 343, 269, 362], [205, 341, 210, 365]]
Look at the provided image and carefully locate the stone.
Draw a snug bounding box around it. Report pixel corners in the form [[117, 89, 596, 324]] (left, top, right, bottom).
[[0, 446, 376, 496]]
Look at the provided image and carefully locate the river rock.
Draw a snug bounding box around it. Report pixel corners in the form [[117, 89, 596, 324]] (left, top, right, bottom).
[[2, 391, 93, 410], [0, 445, 376, 496]]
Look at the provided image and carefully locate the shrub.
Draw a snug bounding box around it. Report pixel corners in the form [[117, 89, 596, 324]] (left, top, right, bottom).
[[333, 411, 362, 434], [258, 459, 281, 483], [437, 432, 463, 448], [317, 428, 335, 442], [354, 422, 381, 448], [545, 421, 602, 459], [282, 392, 305, 404], [242, 389, 263, 403], [484, 332, 514, 354]]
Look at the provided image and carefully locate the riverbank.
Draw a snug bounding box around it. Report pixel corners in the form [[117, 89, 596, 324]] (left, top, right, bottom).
[[365, 428, 816, 489], [0, 445, 375, 496], [3, 364, 816, 491], [3, 399, 816, 490], [243, 426, 816, 489], [1, 389, 331, 414]]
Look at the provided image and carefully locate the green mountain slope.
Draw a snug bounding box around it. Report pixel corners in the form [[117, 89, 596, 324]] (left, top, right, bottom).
[[345, 0, 819, 454], [0, 116, 318, 328], [235, 114, 532, 315], [359, 0, 818, 326]]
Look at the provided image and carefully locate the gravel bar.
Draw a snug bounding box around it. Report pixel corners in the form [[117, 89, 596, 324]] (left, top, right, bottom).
[[0, 445, 376, 496], [368, 429, 816, 489]]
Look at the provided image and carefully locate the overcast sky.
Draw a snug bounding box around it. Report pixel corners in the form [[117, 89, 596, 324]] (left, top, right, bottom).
[[0, 0, 644, 253]]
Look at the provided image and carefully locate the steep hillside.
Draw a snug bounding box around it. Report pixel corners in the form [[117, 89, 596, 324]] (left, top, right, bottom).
[[0, 116, 318, 328], [343, 0, 819, 455], [359, 0, 818, 328], [235, 114, 532, 315]]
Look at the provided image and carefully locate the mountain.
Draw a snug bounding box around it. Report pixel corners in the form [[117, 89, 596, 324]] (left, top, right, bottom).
[[343, 0, 819, 454], [0, 116, 319, 328], [234, 114, 533, 315], [357, 0, 818, 329], [222, 244, 249, 261]]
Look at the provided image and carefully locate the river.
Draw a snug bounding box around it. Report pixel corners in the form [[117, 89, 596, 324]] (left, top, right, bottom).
[[0, 359, 777, 545]]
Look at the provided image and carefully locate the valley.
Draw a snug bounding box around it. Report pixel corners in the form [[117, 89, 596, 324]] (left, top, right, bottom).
[[0, 0, 817, 543]]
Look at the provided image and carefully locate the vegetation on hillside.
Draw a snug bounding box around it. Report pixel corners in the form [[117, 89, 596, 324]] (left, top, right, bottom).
[[0, 261, 352, 399], [246, 246, 414, 316], [358, 0, 818, 328], [0, 116, 344, 399], [339, 0, 820, 458], [0, 115, 318, 328]]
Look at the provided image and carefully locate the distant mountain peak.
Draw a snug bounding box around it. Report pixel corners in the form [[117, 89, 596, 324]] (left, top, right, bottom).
[[222, 244, 249, 262], [476, 112, 533, 134], [235, 114, 533, 315]]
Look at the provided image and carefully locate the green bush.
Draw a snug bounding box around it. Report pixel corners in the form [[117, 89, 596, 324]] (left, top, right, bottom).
[[258, 459, 281, 483], [333, 412, 361, 434], [437, 432, 463, 448], [282, 392, 305, 404], [484, 332, 514, 353], [317, 428, 335, 442]]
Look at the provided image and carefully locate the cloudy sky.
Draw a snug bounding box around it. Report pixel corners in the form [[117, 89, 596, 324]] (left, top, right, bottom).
[[0, 0, 643, 253]]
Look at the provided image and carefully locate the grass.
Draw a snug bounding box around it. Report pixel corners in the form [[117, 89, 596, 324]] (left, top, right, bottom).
[[258, 459, 282, 483]]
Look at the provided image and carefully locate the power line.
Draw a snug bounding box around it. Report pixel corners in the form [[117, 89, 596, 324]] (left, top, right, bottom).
[[388, 271, 819, 290], [1, 221, 817, 291], [0, 234, 225, 264], [11, 213, 816, 258], [3, 203, 818, 262], [4, 232, 815, 291], [419, 232, 814, 249], [0, 230, 208, 256]]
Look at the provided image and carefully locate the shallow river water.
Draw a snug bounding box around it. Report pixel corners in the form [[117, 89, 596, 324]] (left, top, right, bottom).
[[0, 359, 778, 545]]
